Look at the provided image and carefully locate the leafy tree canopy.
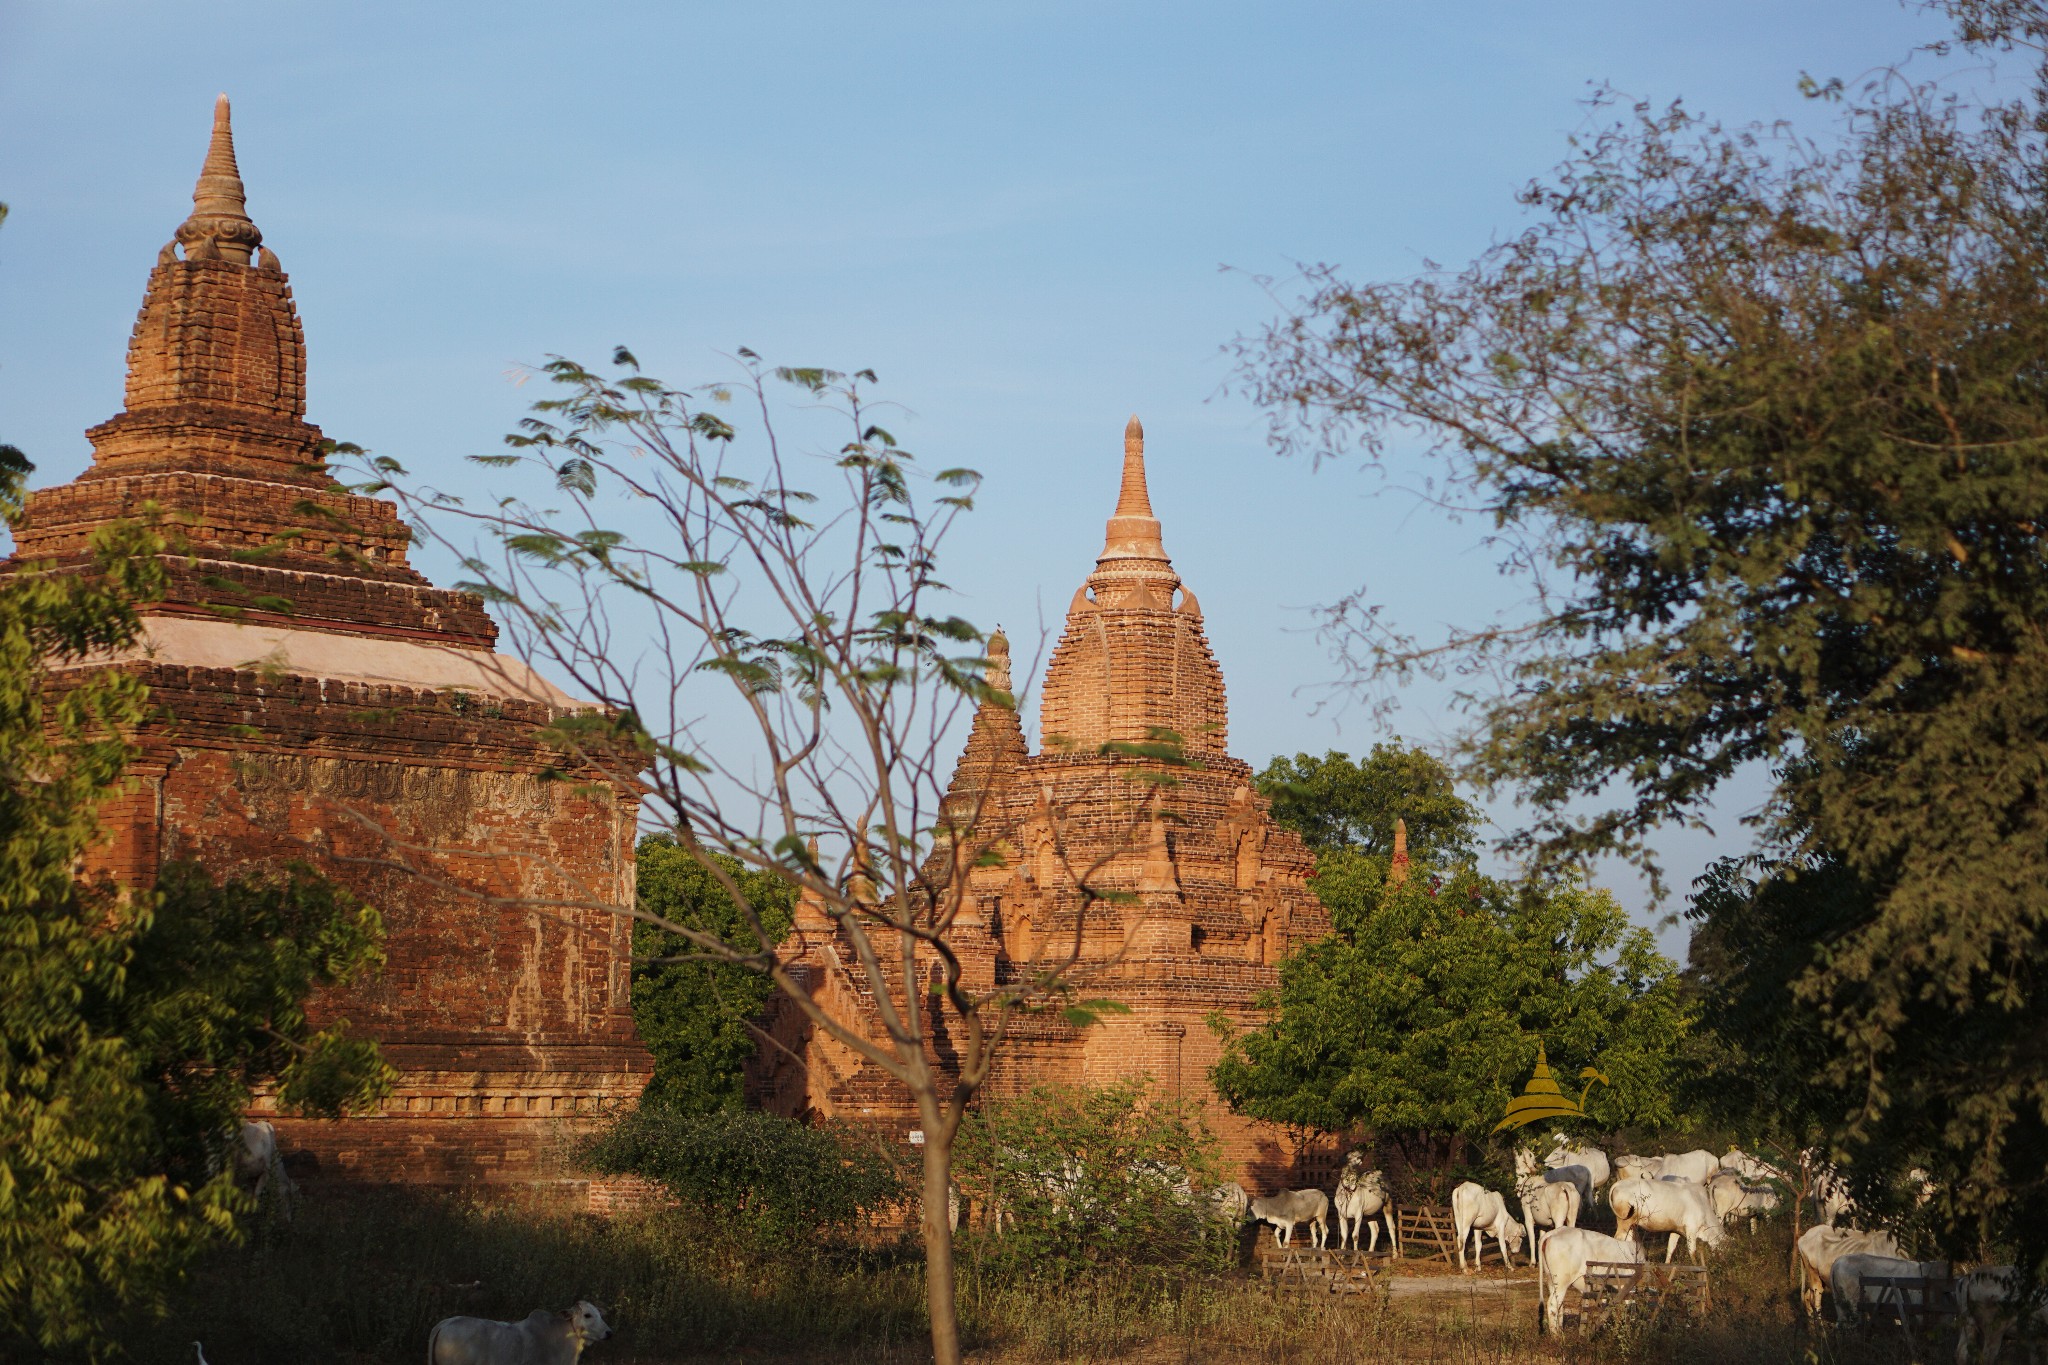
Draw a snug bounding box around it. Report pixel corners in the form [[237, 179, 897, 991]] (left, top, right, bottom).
[[1684, 821, 2041, 1254], [1255, 745, 1478, 864], [1212, 860, 1694, 1144], [631, 834, 797, 1111], [0, 449, 390, 1353], [1237, 2, 2048, 1260]]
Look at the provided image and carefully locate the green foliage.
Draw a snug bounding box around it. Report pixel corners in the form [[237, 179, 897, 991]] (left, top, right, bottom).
[[1255, 745, 1477, 864], [1238, 7, 2048, 1264], [631, 834, 796, 1111], [1682, 853, 1868, 1155], [1212, 862, 1693, 1141], [112, 862, 395, 1174], [577, 1104, 905, 1237], [953, 1079, 1230, 1279], [0, 447, 389, 1353]]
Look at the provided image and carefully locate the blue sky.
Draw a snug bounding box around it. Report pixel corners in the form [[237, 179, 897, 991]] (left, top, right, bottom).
[[0, 2, 1968, 951]]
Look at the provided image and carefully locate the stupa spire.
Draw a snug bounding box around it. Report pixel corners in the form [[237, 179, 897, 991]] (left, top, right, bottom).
[[1116, 415, 1154, 518], [175, 94, 263, 266], [1100, 414, 1167, 563]]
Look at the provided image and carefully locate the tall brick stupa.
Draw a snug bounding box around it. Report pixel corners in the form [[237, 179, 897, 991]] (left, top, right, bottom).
[[17, 98, 650, 1188], [750, 417, 1333, 1184]]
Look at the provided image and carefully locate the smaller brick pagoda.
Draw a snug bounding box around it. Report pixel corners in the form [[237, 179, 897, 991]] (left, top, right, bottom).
[[749, 418, 1333, 1185], [19, 97, 651, 1188]]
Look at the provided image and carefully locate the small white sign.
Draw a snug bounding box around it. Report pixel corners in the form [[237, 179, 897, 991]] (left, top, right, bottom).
[[908, 1129, 926, 1145]]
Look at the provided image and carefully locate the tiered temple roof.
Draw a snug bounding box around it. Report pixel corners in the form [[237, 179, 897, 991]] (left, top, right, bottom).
[[20, 98, 649, 1190]]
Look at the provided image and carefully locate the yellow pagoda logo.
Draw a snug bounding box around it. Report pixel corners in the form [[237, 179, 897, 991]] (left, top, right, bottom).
[[1493, 1042, 1610, 1133]]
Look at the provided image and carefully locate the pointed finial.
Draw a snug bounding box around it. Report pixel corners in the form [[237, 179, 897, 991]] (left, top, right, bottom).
[[1388, 817, 1411, 888], [1115, 414, 1153, 519], [986, 628, 1011, 694], [175, 94, 262, 266], [1095, 413, 1170, 566]]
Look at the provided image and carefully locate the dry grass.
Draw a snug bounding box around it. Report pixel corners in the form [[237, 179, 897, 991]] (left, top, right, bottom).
[[122, 1194, 1947, 1365]]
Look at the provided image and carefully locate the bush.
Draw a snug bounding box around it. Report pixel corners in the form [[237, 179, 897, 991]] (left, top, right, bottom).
[[578, 1105, 905, 1237], [953, 1078, 1232, 1279]]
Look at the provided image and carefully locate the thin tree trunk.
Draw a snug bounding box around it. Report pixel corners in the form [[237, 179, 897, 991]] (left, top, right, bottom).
[[921, 1132, 961, 1365]]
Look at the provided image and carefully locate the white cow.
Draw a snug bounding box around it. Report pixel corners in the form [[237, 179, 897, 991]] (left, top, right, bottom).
[[1539, 1226, 1644, 1334], [231, 1120, 295, 1221], [1515, 1148, 1583, 1230], [1720, 1148, 1789, 1184], [1608, 1176, 1724, 1263], [1249, 1189, 1329, 1248], [1954, 1266, 2047, 1365], [1450, 1181, 1525, 1272], [1830, 1253, 1950, 1328], [1541, 1139, 1611, 1205], [1659, 1149, 1723, 1184], [1796, 1222, 1901, 1317], [429, 1302, 611, 1365], [1332, 1167, 1397, 1253], [1707, 1171, 1780, 1231], [1615, 1149, 1719, 1184]]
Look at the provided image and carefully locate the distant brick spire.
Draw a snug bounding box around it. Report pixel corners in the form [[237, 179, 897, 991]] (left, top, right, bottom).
[[1038, 416, 1229, 757], [935, 627, 1028, 845], [1101, 413, 1167, 564], [1115, 415, 1154, 517], [175, 94, 264, 266], [1389, 817, 1411, 887]]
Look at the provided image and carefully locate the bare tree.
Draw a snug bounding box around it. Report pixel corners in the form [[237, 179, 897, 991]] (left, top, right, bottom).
[[352, 351, 1170, 1365]]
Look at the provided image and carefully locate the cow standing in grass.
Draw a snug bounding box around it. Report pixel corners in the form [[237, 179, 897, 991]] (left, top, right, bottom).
[[1450, 1181, 1524, 1272], [229, 1119, 295, 1222], [1796, 1223, 1900, 1317], [1539, 1227, 1644, 1334], [1250, 1189, 1329, 1248], [428, 1302, 611, 1365], [1333, 1166, 1397, 1253], [1609, 1176, 1725, 1264]]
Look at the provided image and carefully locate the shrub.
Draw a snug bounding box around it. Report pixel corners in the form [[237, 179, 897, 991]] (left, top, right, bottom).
[[578, 1105, 905, 1237], [953, 1077, 1232, 1278]]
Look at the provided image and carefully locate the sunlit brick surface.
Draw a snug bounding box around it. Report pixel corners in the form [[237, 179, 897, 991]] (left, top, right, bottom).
[[15, 100, 649, 1189]]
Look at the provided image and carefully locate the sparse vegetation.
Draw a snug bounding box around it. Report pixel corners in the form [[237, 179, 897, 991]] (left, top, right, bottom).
[[125, 1192, 1962, 1364], [578, 1105, 907, 1237]]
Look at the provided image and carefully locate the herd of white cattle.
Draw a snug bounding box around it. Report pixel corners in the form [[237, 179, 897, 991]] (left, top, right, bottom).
[[1220, 1137, 2042, 1360]]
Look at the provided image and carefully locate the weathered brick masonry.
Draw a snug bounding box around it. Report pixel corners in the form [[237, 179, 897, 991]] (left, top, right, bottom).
[[19, 97, 649, 1188], [749, 418, 1335, 1187]]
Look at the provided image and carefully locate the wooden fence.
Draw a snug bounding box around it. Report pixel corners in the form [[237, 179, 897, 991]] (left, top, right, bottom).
[[1857, 1274, 1958, 1355], [1567, 1261, 1711, 1330], [1258, 1244, 1380, 1296], [1396, 1205, 1457, 1261]]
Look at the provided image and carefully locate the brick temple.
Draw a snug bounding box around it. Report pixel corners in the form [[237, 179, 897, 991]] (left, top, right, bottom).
[[18, 98, 650, 1188], [749, 417, 1333, 1185]]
